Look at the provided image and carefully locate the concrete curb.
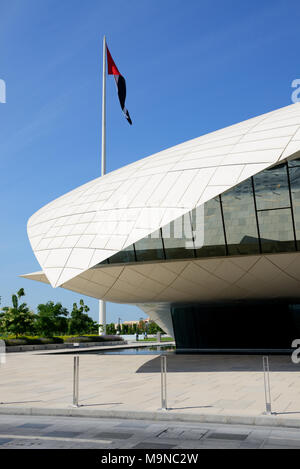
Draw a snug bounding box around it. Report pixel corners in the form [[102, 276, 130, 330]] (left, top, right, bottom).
[[0, 405, 300, 429], [6, 341, 175, 355]]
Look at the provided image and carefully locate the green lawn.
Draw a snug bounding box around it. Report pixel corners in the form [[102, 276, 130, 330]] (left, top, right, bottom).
[[137, 337, 174, 342]]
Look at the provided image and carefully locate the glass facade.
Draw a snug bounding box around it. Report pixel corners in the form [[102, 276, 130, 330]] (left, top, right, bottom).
[[193, 198, 227, 258], [257, 209, 295, 253], [288, 162, 300, 249], [253, 163, 290, 210], [162, 214, 195, 260], [171, 301, 300, 350], [135, 230, 165, 262], [222, 179, 260, 256], [108, 244, 136, 264], [96, 159, 300, 266]]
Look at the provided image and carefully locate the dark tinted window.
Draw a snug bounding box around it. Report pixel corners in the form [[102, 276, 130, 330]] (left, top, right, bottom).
[[135, 229, 165, 262], [222, 179, 260, 255]]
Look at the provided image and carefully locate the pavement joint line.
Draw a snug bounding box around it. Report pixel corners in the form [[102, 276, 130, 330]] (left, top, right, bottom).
[[0, 434, 112, 444], [1, 406, 300, 429]]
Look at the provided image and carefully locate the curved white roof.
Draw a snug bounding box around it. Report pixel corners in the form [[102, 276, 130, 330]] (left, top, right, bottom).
[[27, 102, 300, 288]]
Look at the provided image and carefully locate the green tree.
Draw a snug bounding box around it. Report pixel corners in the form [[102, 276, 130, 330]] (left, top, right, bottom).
[[128, 324, 136, 334], [1, 288, 35, 336], [138, 319, 146, 333], [147, 321, 165, 334], [36, 301, 69, 337], [106, 323, 117, 335], [68, 299, 97, 335]]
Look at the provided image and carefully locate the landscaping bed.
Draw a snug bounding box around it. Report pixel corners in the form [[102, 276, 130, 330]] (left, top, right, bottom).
[[1, 335, 124, 347]]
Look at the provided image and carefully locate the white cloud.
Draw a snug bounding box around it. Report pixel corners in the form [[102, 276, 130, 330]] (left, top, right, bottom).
[[0, 79, 6, 103]]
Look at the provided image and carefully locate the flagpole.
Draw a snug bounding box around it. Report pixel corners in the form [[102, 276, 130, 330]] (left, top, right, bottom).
[[99, 35, 107, 335], [101, 35, 106, 176]]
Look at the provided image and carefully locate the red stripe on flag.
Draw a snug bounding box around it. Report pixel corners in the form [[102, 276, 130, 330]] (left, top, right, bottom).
[[106, 46, 120, 75]]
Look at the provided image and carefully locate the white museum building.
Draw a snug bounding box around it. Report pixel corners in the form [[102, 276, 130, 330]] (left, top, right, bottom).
[[23, 102, 300, 351]]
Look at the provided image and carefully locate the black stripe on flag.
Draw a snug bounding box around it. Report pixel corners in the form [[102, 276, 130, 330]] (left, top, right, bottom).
[[114, 75, 132, 125]]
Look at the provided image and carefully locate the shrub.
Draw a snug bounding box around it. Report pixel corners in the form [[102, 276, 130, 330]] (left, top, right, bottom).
[[63, 335, 124, 343], [64, 336, 94, 343], [3, 334, 123, 346], [4, 336, 63, 346], [4, 338, 28, 346]]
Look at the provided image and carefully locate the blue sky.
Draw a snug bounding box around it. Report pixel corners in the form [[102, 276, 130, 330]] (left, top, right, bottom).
[[0, 0, 299, 323]]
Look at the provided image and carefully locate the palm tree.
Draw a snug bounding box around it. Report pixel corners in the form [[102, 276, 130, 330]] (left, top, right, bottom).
[[1, 289, 35, 337]]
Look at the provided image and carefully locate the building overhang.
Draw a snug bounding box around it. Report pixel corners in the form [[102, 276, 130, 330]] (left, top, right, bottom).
[[21, 251, 300, 304]]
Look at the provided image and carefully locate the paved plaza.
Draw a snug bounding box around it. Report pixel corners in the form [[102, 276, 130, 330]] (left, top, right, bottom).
[[1, 349, 300, 424]]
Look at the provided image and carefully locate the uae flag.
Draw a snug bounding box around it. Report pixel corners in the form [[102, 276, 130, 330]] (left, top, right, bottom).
[[106, 45, 132, 125]]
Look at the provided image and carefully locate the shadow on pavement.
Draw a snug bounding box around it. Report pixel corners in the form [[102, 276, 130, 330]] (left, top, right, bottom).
[[136, 354, 300, 373], [168, 405, 213, 410], [79, 402, 123, 407], [0, 401, 42, 405], [272, 411, 300, 415]]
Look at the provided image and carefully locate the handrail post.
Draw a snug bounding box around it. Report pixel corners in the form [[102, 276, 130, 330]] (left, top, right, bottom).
[[73, 356, 79, 407], [263, 356, 272, 415], [161, 355, 167, 410], [0, 340, 6, 365]]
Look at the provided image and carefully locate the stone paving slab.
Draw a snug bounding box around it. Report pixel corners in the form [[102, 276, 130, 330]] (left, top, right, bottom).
[[1, 352, 300, 428]]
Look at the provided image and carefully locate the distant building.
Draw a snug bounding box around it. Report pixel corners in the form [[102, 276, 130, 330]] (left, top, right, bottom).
[[23, 103, 300, 351], [114, 318, 150, 329]]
